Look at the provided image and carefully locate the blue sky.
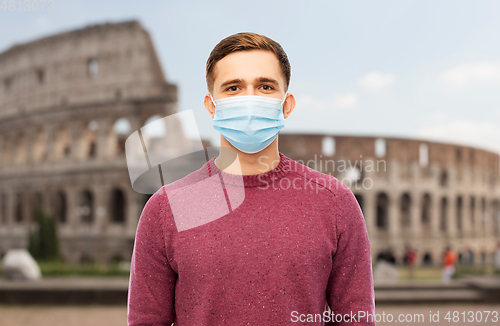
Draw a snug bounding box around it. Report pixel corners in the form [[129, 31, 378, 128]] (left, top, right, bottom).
[[2, 0, 500, 153]]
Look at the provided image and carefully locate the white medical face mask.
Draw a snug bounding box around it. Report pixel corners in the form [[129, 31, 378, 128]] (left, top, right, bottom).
[[211, 94, 287, 154]]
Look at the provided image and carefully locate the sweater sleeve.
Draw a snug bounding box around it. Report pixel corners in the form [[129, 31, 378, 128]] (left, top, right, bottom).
[[127, 191, 177, 326], [325, 186, 376, 326]]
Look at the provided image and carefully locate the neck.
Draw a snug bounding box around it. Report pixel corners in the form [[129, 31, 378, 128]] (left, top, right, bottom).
[[215, 136, 281, 175]]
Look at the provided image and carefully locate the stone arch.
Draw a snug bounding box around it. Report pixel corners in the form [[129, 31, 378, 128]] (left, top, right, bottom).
[[31, 192, 43, 223], [354, 193, 364, 214], [79, 121, 98, 159], [109, 253, 124, 265], [1, 136, 11, 166], [53, 126, 71, 160], [464, 247, 475, 265], [33, 127, 48, 163], [481, 197, 486, 232], [80, 253, 94, 264], [419, 143, 429, 168], [14, 133, 27, 165], [421, 193, 431, 228], [346, 164, 363, 184], [422, 252, 433, 265], [440, 169, 448, 187], [376, 251, 386, 262], [440, 197, 448, 232], [321, 136, 335, 156], [456, 196, 463, 232], [400, 193, 411, 228], [109, 117, 132, 156], [14, 192, 23, 223], [374, 138, 386, 158], [51, 191, 67, 224], [376, 192, 389, 230], [110, 188, 126, 223], [79, 190, 94, 224], [88, 57, 98, 77], [492, 199, 500, 236], [143, 114, 163, 126], [470, 196, 476, 235], [0, 192, 6, 224], [142, 114, 166, 140]]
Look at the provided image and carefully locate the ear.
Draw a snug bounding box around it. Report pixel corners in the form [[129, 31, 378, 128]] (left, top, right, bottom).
[[204, 93, 215, 119], [283, 93, 296, 119]]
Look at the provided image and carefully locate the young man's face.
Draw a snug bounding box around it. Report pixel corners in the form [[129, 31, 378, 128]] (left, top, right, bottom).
[[204, 49, 295, 119]]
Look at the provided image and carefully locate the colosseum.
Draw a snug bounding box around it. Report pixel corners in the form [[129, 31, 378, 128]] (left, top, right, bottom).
[[0, 20, 184, 264], [279, 134, 500, 266], [1, 20, 499, 267]]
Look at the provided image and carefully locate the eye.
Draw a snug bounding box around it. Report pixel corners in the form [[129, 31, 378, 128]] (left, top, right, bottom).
[[262, 85, 274, 91], [226, 86, 238, 92]]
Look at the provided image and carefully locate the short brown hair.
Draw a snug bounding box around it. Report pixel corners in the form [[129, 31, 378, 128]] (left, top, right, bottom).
[[206, 32, 291, 93]]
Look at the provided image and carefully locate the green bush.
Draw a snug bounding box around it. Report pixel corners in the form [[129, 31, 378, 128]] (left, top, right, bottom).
[[28, 209, 62, 262], [38, 261, 130, 277]]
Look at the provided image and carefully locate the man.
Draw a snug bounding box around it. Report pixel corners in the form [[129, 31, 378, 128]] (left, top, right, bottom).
[[404, 245, 417, 280], [442, 246, 457, 284], [128, 32, 376, 325]]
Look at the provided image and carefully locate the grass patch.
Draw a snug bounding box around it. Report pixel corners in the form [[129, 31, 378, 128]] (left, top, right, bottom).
[[37, 260, 130, 277], [396, 264, 500, 281], [397, 266, 442, 281]]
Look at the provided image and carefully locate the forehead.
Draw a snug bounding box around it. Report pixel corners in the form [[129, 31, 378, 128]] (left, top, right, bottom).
[[213, 50, 284, 86]]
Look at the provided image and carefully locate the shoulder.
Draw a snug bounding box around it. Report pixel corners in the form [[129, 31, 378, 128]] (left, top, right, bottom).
[[141, 161, 211, 220], [286, 156, 356, 203], [153, 160, 214, 201], [285, 156, 361, 225]]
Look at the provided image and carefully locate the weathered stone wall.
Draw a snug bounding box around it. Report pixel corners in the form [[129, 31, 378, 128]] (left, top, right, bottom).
[[280, 133, 500, 267], [0, 21, 178, 265]]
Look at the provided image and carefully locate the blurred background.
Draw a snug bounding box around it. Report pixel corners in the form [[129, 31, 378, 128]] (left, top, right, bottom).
[[1, 0, 500, 325]]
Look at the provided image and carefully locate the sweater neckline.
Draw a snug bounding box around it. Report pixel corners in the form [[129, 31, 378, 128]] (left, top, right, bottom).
[[206, 152, 291, 188]]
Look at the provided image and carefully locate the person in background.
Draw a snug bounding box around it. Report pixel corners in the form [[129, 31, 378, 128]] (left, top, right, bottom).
[[442, 246, 457, 284], [404, 245, 417, 280], [385, 247, 396, 265], [465, 245, 474, 265], [494, 242, 500, 272]]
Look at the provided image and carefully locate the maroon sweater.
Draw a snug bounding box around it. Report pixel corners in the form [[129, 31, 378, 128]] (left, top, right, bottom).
[[127, 152, 376, 325]]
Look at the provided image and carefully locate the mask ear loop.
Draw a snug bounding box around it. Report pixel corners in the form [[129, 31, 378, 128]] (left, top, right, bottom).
[[210, 94, 217, 108], [281, 92, 288, 108]]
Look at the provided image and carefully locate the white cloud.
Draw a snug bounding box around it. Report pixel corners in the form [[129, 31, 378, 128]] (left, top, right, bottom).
[[331, 92, 358, 110], [416, 112, 500, 154], [439, 62, 500, 89], [296, 93, 358, 111], [358, 72, 396, 92]]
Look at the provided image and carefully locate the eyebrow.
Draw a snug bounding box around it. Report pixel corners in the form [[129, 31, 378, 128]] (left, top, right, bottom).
[[256, 77, 279, 87], [219, 77, 280, 90], [220, 79, 243, 90]]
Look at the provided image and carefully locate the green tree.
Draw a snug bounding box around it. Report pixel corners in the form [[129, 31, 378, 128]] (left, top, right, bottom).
[[28, 209, 62, 262]]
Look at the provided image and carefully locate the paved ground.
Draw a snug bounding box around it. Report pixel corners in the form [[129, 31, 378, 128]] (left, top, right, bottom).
[[0, 305, 127, 326], [375, 303, 500, 326], [1, 303, 500, 326]]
